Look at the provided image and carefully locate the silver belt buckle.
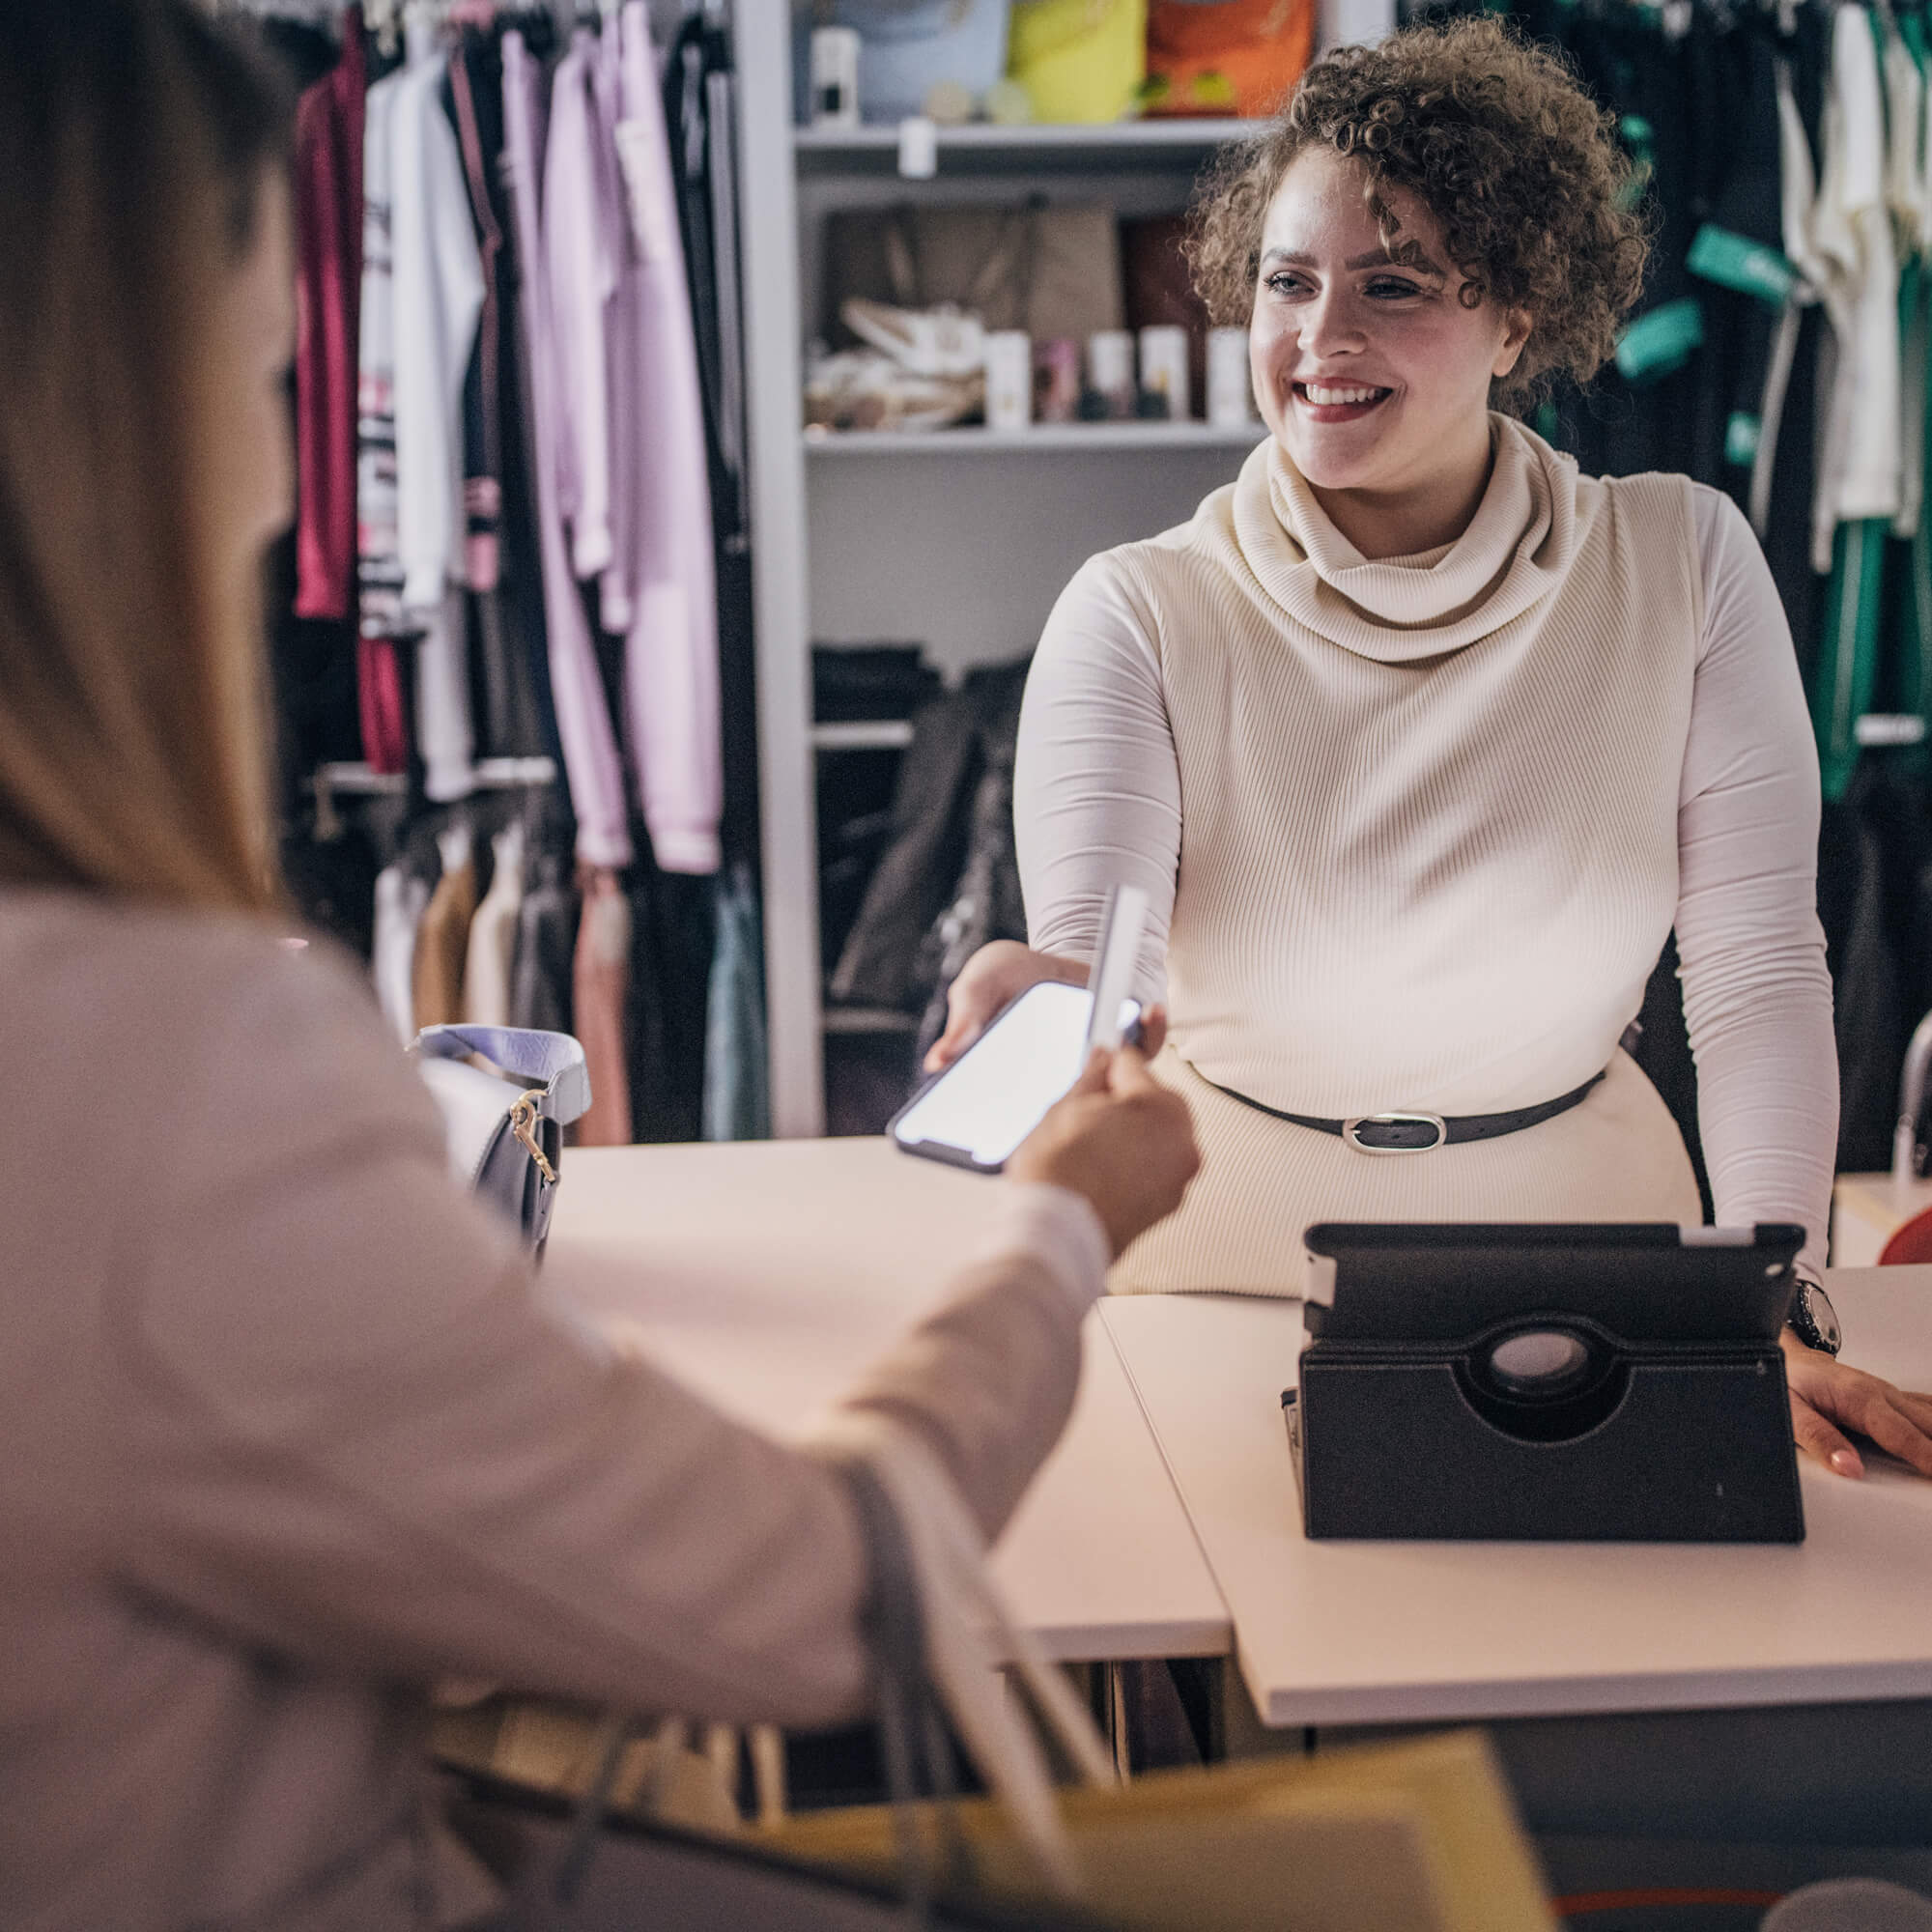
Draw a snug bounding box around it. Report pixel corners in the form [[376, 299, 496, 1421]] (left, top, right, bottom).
[[1343, 1111, 1448, 1153]]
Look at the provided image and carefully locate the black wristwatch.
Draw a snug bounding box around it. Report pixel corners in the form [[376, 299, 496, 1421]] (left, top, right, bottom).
[[1786, 1273, 1842, 1357]]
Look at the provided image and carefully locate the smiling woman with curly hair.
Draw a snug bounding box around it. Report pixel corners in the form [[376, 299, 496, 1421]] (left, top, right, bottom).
[[1187, 16, 1649, 408], [931, 17, 1932, 1483]]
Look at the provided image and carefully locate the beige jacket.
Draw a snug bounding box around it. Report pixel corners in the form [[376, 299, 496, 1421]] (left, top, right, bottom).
[[0, 891, 1106, 1931]]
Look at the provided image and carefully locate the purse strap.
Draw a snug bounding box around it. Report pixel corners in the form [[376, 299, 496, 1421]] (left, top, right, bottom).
[[414, 1025, 592, 1126]]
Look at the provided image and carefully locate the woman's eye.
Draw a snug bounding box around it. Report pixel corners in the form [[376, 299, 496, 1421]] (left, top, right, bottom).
[[1265, 271, 1310, 298], [1366, 277, 1422, 299]]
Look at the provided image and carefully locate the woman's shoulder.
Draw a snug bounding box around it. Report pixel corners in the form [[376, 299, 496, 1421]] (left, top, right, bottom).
[[1587, 470, 1757, 576], [0, 889, 431, 1176]]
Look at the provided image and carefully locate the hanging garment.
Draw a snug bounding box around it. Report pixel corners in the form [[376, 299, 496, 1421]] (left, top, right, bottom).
[[1817, 763, 1932, 1169], [463, 821, 526, 1028], [544, 33, 624, 592], [444, 39, 503, 597], [464, 24, 563, 774], [615, 2, 724, 877], [356, 67, 411, 772], [293, 9, 364, 623], [1811, 6, 1901, 558], [703, 861, 770, 1141], [372, 858, 431, 1045], [911, 665, 1030, 1064], [664, 12, 759, 867], [572, 866, 634, 1145], [391, 47, 483, 803], [509, 844, 579, 1034], [412, 828, 477, 1032], [595, 21, 641, 636], [624, 864, 715, 1144], [830, 689, 984, 1011], [501, 30, 633, 867], [447, 31, 549, 763], [1883, 10, 1932, 753]]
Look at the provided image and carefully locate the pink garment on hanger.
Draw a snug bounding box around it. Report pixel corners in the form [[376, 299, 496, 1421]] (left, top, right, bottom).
[[292, 10, 363, 622], [500, 31, 632, 867], [571, 867, 634, 1146], [542, 35, 622, 592], [614, 3, 722, 877]]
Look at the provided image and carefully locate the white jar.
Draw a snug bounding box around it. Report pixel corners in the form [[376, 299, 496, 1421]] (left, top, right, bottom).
[[1207, 326, 1255, 427], [984, 330, 1033, 432], [1138, 325, 1190, 421]]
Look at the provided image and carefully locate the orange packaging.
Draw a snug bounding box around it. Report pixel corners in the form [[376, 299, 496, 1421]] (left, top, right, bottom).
[[1144, 0, 1316, 119]]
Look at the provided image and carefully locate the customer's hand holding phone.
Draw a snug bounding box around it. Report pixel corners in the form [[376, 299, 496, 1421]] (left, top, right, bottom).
[[1007, 1011, 1199, 1259]]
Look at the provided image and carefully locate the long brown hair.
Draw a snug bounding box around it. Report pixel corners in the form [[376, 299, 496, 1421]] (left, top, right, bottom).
[[0, 0, 293, 911]]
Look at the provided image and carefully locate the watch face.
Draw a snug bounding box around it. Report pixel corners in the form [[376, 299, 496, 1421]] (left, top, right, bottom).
[[1802, 1282, 1842, 1354]]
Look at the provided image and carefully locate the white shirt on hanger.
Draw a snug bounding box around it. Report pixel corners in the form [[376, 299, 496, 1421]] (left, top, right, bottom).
[[1811, 4, 1903, 559], [391, 44, 484, 803]]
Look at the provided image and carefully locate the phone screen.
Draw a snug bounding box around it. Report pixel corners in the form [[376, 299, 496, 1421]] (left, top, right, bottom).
[[891, 981, 1141, 1172]]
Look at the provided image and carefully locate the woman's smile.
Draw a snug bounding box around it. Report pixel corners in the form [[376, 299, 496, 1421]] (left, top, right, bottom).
[[1292, 379, 1395, 423]]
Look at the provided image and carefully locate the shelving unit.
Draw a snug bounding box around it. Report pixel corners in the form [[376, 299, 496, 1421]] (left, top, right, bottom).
[[811, 720, 917, 751], [793, 117, 1258, 178], [732, 2, 1260, 1135], [805, 421, 1264, 456]]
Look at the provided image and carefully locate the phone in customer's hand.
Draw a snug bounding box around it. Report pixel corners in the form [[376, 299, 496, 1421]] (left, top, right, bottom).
[[889, 981, 1144, 1174]]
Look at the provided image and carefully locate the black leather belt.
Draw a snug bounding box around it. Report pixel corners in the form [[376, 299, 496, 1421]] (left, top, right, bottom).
[[1196, 1065, 1610, 1153]]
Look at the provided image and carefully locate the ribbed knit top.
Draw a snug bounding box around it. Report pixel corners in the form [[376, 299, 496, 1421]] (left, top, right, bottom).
[[1016, 415, 1838, 1284]]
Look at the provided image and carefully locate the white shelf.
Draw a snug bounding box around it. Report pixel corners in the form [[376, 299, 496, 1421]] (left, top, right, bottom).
[[793, 117, 1257, 175], [812, 719, 917, 751], [822, 1006, 921, 1037], [806, 421, 1263, 456], [310, 756, 557, 796]]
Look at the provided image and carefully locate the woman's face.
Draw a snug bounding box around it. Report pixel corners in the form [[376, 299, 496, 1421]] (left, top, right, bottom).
[[194, 178, 297, 595], [1249, 146, 1529, 509]]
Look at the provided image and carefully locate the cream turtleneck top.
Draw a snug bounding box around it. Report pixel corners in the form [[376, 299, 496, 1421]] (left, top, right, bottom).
[[1016, 417, 1837, 1284]]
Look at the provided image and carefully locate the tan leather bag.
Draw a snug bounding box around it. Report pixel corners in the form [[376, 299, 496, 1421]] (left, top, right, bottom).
[[822, 199, 1125, 348]]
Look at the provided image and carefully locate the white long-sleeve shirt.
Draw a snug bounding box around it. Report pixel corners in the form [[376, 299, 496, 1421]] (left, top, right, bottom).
[[1017, 475, 1837, 1275]]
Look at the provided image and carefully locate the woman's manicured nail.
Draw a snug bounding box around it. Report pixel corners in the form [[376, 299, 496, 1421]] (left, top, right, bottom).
[[1831, 1450, 1861, 1477]]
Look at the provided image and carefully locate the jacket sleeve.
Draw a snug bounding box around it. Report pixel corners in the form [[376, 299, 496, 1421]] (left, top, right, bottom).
[[106, 941, 1104, 1729]]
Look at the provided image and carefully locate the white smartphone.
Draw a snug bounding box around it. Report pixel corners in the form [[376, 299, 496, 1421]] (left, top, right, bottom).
[[890, 980, 1143, 1174]]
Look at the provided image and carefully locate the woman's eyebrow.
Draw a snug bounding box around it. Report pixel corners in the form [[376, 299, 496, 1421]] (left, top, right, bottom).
[[1260, 244, 1448, 277]]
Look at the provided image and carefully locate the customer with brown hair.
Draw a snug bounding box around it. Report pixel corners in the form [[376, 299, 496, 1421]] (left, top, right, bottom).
[[931, 17, 1932, 1482], [0, 6, 1198, 1926]]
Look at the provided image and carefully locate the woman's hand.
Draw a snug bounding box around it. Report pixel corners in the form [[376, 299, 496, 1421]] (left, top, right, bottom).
[[1781, 1331, 1932, 1479], [1008, 1026, 1198, 1260], [924, 942, 1089, 1072]]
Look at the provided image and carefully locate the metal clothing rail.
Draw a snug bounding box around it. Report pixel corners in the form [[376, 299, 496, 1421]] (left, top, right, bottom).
[[307, 755, 557, 838]]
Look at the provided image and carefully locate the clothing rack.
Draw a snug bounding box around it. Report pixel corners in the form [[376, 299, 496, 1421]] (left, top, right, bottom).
[[308, 755, 557, 838]]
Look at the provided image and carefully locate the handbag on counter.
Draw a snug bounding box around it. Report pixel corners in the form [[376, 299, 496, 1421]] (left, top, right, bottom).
[[412, 1023, 591, 1257]]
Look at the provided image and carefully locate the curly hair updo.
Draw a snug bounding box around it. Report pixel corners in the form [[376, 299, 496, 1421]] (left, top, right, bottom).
[[1186, 14, 1649, 409]]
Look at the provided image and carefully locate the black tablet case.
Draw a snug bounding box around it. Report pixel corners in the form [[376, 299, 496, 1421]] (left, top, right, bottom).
[[1284, 1223, 1807, 1543]]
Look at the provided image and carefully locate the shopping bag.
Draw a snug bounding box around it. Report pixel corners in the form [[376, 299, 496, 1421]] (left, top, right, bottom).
[[766, 1730, 1557, 1932]]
